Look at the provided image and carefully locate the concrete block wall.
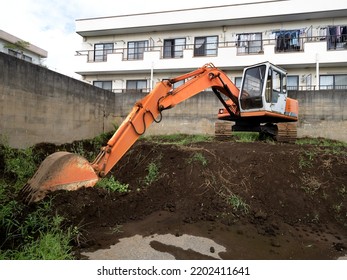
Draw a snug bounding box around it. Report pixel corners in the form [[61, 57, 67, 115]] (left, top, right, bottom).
[[0, 52, 115, 148], [0, 52, 346, 148], [289, 90, 347, 141]]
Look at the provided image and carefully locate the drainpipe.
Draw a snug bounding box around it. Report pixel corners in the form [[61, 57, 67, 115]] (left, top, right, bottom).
[[316, 53, 319, 90], [150, 61, 154, 91]]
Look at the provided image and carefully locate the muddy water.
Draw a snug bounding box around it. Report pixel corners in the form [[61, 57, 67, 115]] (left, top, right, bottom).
[[81, 211, 345, 260]]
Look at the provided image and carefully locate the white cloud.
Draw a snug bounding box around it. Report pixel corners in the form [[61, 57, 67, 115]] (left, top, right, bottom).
[[0, 0, 235, 78]]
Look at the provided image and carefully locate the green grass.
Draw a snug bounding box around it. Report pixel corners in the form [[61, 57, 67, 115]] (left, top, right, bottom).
[[299, 150, 316, 169], [227, 194, 250, 214], [144, 134, 213, 145], [233, 132, 259, 142], [187, 152, 208, 166], [0, 141, 83, 259], [0, 198, 74, 260], [0, 215, 73, 260], [296, 138, 346, 147], [96, 176, 129, 193], [1, 144, 37, 191], [143, 162, 160, 186], [0, 131, 123, 260], [297, 138, 347, 169]]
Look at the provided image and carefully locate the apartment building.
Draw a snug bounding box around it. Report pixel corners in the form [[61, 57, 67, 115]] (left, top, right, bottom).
[[0, 30, 47, 65], [74, 1, 347, 93]]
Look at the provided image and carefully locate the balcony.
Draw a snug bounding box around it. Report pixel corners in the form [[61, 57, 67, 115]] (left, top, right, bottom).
[[75, 35, 347, 75]]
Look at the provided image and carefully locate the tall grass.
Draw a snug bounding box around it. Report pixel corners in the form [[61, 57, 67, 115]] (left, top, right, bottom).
[[0, 142, 74, 260], [1, 145, 37, 191], [0, 211, 73, 260], [233, 132, 259, 142]]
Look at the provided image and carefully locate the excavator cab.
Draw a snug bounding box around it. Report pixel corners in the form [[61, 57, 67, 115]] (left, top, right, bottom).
[[217, 62, 298, 140], [239, 62, 288, 115]]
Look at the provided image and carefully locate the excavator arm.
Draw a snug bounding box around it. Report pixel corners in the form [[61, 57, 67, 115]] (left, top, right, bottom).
[[21, 63, 240, 203], [92, 63, 240, 177]]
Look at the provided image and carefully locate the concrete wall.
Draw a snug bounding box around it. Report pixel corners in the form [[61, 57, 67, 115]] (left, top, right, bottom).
[[0, 52, 346, 148], [290, 90, 347, 141], [0, 52, 116, 148]]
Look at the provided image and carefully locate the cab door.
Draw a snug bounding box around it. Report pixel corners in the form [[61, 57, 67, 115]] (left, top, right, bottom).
[[265, 67, 287, 114]]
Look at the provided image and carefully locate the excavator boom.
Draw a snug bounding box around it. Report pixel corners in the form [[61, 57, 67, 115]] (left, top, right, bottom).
[[20, 64, 240, 203], [20, 63, 297, 203]]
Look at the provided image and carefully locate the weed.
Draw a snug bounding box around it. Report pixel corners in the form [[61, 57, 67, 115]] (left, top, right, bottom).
[[234, 132, 259, 142], [0, 180, 74, 260], [110, 224, 123, 234], [299, 150, 315, 169], [0, 206, 73, 259], [227, 194, 250, 214], [1, 145, 36, 190], [144, 162, 160, 186], [187, 152, 208, 166], [6, 229, 73, 260], [93, 130, 115, 147], [96, 176, 129, 193]]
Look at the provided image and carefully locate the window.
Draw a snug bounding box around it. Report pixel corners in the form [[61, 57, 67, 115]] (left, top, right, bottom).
[[127, 41, 148, 60], [126, 80, 147, 92], [240, 65, 266, 109], [8, 49, 33, 62], [93, 81, 112, 91], [274, 30, 301, 52], [235, 77, 242, 89], [287, 76, 299, 90], [23, 54, 32, 62], [335, 75, 347, 89], [327, 26, 347, 50], [265, 68, 285, 103], [94, 43, 113, 62], [163, 38, 186, 58], [236, 33, 262, 54], [194, 36, 218, 56], [320, 74, 347, 90]]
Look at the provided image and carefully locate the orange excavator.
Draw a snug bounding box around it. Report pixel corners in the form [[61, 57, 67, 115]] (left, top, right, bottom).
[[21, 62, 298, 203]]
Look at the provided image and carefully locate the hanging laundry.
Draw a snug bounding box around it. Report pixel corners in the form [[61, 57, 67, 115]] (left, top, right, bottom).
[[274, 30, 301, 52]]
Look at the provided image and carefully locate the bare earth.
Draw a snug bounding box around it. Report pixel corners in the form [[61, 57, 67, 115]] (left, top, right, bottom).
[[47, 139, 347, 260]]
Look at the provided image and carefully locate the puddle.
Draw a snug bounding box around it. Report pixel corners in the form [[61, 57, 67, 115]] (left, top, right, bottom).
[[80, 211, 346, 260], [82, 233, 226, 260]]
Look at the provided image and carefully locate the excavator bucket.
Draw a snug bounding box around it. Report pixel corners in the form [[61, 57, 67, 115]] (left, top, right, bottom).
[[20, 151, 99, 204]]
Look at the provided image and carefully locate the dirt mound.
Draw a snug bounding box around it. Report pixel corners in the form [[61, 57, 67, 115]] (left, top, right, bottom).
[[48, 139, 347, 259]]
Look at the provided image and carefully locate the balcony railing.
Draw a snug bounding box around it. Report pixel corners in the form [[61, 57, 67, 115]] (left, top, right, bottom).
[[107, 85, 347, 94], [76, 35, 347, 63]]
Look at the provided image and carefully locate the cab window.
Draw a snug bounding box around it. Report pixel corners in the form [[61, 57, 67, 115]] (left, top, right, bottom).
[[265, 69, 285, 103], [240, 65, 266, 110]]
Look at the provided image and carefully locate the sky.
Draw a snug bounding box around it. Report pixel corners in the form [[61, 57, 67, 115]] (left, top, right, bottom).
[[0, 0, 237, 78], [0, 0, 344, 78]]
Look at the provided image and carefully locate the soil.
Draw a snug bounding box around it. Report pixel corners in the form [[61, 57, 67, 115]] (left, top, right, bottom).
[[42, 137, 347, 260]]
